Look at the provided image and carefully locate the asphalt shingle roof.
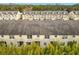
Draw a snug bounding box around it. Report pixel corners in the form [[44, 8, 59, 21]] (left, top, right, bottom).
[[0, 20, 79, 35]]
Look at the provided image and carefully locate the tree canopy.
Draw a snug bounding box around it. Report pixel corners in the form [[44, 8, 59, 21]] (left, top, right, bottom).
[[0, 4, 79, 11]]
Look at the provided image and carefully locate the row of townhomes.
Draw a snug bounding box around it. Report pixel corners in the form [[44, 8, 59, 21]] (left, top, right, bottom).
[[0, 11, 79, 20], [0, 11, 21, 20], [0, 20, 79, 47]]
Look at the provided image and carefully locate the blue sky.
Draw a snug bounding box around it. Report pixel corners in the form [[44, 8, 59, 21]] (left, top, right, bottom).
[[0, 0, 78, 3]]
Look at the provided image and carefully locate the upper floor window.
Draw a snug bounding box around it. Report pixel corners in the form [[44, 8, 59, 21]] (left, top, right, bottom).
[[45, 35, 49, 39], [27, 35, 32, 39], [62, 35, 68, 39], [19, 35, 22, 37], [73, 35, 75, 38], [1, 35, 4, 37], [55, 35, 57, 37], [9, 35, 14, 39], [37, 35, 39, 37]]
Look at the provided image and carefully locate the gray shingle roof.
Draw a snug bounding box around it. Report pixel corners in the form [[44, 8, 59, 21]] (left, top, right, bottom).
[[22, 11, 68, 15], [0, 20, 79, 35], [0, 11, 19, 14]]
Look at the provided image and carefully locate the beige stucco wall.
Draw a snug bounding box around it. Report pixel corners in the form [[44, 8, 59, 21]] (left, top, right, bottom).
[[1, 11, 79, 20], [21, 14, 70, 21], [0, 35, 79, 47]]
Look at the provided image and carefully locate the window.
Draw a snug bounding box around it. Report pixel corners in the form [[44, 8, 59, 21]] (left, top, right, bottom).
[[44, 42, 47, 45], [37, 35, 39, 37], [55, 35, 57, 37], [45, 35, 49, 39], [9, 35, 14, 39], [50, 41, 57, 45], [26, 42, 31, 45], [62, 35, 68, 39], [0, 41, 7, 46], [19, 35, 22, 37], [27, 35, 32, 39], [18, 41, 23, 46], [60, 42, 65, 46], [50, 41, 53, 44], [10, 42, 13, 45], [35, 41, 40, 46], [1, 35, 4, 37], [73, 35, 75, 38]]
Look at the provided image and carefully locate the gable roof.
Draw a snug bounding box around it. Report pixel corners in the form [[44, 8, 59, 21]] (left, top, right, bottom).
[[22, 11, 68, 15], [0, 11, 19, 14], [0, 20, 79, 35]]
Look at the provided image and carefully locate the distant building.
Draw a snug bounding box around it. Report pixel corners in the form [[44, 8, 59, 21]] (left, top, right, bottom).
[[69, 11, 79, 20], [0, 11, 21, 20], [0, 11, 78, 47], [0, 20, 78, 47], [22, 11, 69, 20], [0, 11, 79, 20]]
